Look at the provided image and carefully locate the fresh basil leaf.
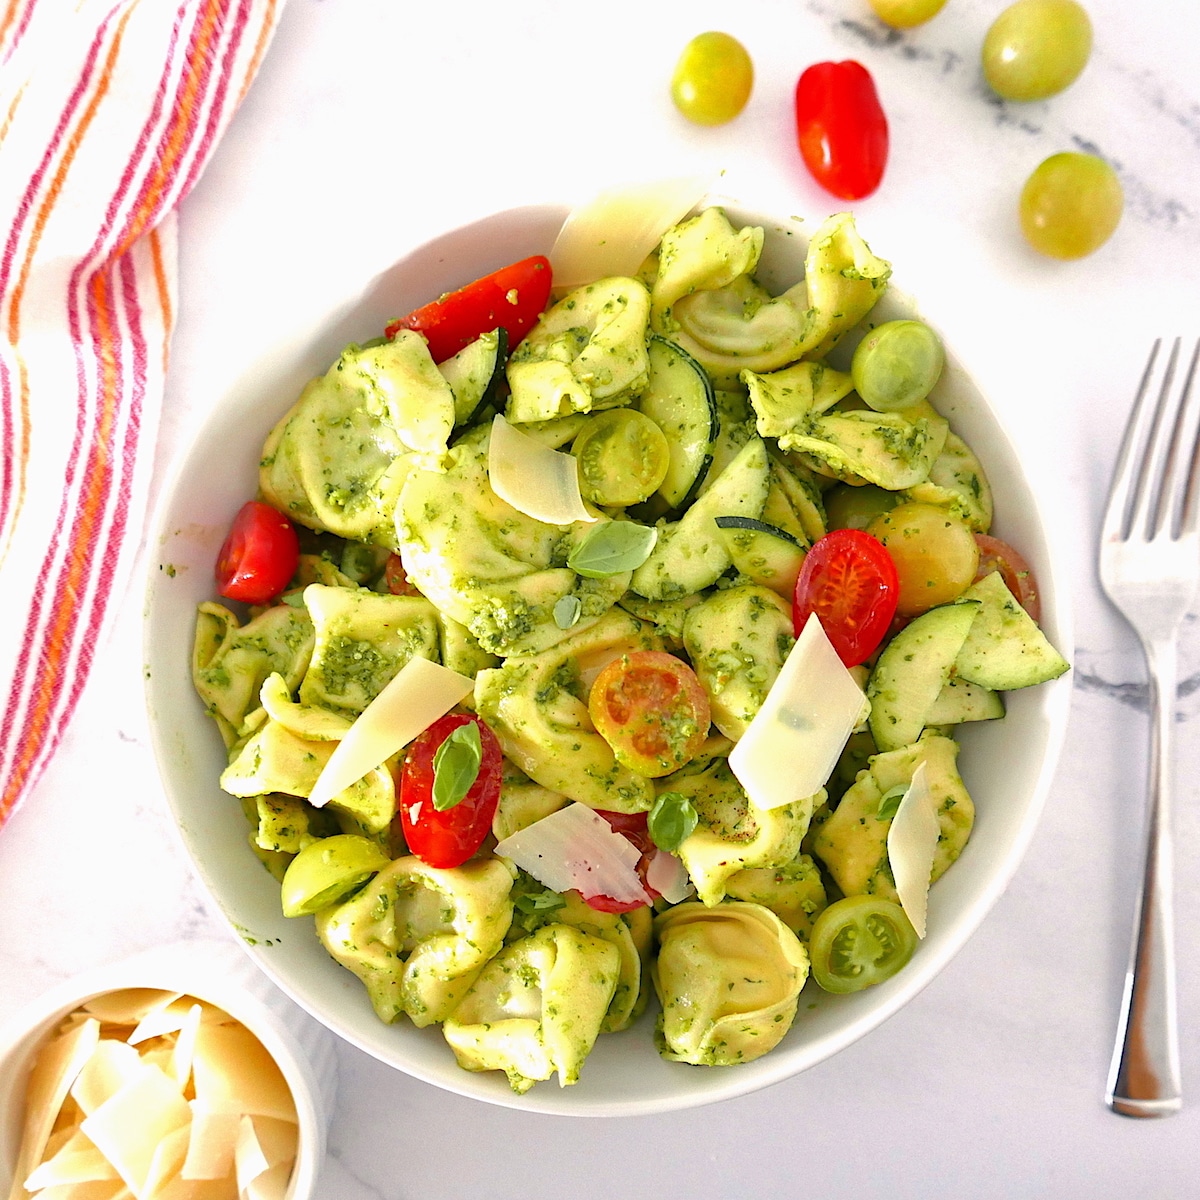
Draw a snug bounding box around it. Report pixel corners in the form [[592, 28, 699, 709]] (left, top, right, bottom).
[[876, 784, 908, 822], [648, 791, 698, 853], [553, 594, 582, 629], [432, 721, 483, 811], [514, 889, 566, 914], [567, 520, 658, 579]]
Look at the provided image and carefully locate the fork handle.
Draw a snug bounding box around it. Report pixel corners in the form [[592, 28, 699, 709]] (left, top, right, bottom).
[[1106, 635, 1182, 1117]]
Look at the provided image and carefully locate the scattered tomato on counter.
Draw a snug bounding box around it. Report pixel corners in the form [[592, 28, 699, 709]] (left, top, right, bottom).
[[868, 0, 948, 28], [793, 60, 889, 201], [982, 0, 1093, 102], [1019, 151, 1123, 259]]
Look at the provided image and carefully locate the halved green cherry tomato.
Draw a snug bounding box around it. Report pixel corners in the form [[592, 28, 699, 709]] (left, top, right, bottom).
[[588, 650, 711, 778], [383, 255, 552, 363], [578, 810, 659, 914], [794, 60, 888, 201], [792, 528, 899, 667], [975, 533, 1041, 622], [280, 834, 390, 918], [397, 713, 502, 868], [572, 408, 671, 506], [851, 320, 945, 413], [215, 500, 299, 605], [867, 502, 980, 618], [671, 31, 754, 126], [809, 895, 918, 993]]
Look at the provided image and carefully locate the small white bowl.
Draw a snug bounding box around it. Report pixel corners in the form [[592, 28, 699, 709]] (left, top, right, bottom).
[[142, 200, 1073, 1116], [0, 940, 338, 1197]]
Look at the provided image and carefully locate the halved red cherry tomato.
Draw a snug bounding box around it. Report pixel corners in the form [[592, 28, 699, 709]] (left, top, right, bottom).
[[384, 553, 421, 597], [397, 713, 502, 868], [577, 810, 659, 914], [793, 528, 899, 667], [974, 533, 1042, 623], [794, 60, 889, 200], [587, 651, 711, 778], [383, 255, 553, 363], [215, 500, 299, 605]]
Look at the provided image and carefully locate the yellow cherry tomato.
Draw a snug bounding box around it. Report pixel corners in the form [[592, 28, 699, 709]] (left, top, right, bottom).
[[671, 32, 753, 126]]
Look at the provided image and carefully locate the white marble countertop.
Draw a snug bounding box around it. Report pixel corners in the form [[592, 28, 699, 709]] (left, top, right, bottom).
[[4, 0, 1200, 1195]]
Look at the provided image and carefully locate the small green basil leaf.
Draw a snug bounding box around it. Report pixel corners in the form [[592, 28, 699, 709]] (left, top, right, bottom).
[[567, 520, 658, 579], [432, 721, 483, 812], [876, 784, 908, 822], [514, 889, 566, 915], [553, 594, 583, 629], [648, 791, 699, 853]]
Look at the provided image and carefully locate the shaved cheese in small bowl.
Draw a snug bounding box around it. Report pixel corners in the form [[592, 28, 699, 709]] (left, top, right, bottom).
[[549, 175, 713, 289], [487, 415, 596, 527], [729, 613, 867, 810], [494, 802, 651, 907], [886, 762, 941, 939], [0, 942, 336, 1200]]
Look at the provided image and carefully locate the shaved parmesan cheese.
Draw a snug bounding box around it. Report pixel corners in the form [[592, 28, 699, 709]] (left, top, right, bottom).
[[169, 1004, 204, 1090], [729, 614, 867, 809], [22, 1130, 119, 1189], [550, 176, 712, 288], [646, 850, 692, 904], [141, 1122, 191, 1200], [242, 1160, 295, 1200], [70, 1038, 145, 1115], [80, 1065, 191, 1197], [887, 761, 940, 939], [494, 802, 651, 906], [191, 1025, 297, 1123], [234, 1115, 270, 1195], [80, 989, 181, 1025], [487, 415, 595, 526], [182, 1102, 241, 1181], [307, 656, 474, 809]]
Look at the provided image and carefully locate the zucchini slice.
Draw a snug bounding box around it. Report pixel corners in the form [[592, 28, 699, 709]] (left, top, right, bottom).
[[714, 517, 806, 598], [440, 327, 508, 427], [636, 335, 717, 510]]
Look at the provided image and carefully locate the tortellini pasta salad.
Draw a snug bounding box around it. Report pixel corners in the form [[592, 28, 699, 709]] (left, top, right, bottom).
[[192, 203, 1068, 1093]]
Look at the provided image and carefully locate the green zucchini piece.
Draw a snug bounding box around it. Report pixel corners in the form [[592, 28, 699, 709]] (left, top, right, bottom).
[[636, 335, 717, 510], [924, 677, 1005, 725], [439, 327, 508, 427], [867, 601, 981, 752], [714, 517, 806, 598], [953, 570, 1069, 689], [630, 437, 770, 600]]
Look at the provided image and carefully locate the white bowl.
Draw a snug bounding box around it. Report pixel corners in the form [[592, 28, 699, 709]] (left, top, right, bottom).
[[0, 940, 338, 1196], [142, 200, 1073, 1116]]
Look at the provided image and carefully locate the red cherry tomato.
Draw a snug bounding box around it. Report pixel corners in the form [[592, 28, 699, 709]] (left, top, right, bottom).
[[587, 650, 711, 778], [974, 534, 1042, 623], [383, 255, 553, 363], [384, 553, 421, 597], [214, 500, 299, 605], [794, 60, 889, 200], [577, 810, 659, 914], [397, 713, 502, 868], [793, 528, 899, 667]]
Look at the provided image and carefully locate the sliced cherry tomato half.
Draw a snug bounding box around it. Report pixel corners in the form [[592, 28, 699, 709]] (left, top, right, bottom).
[[384, 553, 421, 597], [808, 894, 917, 993], [577, 810, 659, 914], [974, 533, 1042, 623], [397, 713, 502, 869], [383, 255, 552, 363], [794, 60, 889, 201], [587, 650, 711, 778], [215, 500, 299, 605], [792, 528, 899, 667]]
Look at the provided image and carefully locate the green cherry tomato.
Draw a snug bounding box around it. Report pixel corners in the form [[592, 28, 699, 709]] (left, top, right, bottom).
[[869, 0, 948, 29], [671, 31, 754, 126], [809, 894, 918, 993], [982, 0, 1092, 102], [851, 320, 945, 413], [1019, 152, 1123, 259], [280, 835, 390, 918], [573, 408, 671, 506]]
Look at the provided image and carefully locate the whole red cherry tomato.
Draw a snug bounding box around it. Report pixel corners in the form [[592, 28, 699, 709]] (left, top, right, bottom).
[[793, 528, 899, 667], [577, 810, 659, 914], [397, 713, 502, 868], [215, 500, 299, 605], [794, 60, 889, 201], [384, 255, 552, 363]]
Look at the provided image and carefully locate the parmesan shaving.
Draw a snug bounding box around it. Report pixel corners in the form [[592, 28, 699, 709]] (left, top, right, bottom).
[[494, 802, 652, 906], [549, 176, 712, 288], [645, 850, 692, 904], [307, 656, 474, 809], [21, 1130, 119, 1190], [191, 1026, 297, 1123], [182, 1102, 241, 1181], [487, 415, 595, 526], [729, 613, 867, 809], [886, 761, 941, 939]]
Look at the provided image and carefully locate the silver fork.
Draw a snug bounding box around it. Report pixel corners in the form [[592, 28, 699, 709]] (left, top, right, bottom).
[[1100, 337, 1200, 1118]]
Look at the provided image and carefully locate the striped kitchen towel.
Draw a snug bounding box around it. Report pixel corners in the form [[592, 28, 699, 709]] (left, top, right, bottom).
[[0, 0, 284, 829]]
